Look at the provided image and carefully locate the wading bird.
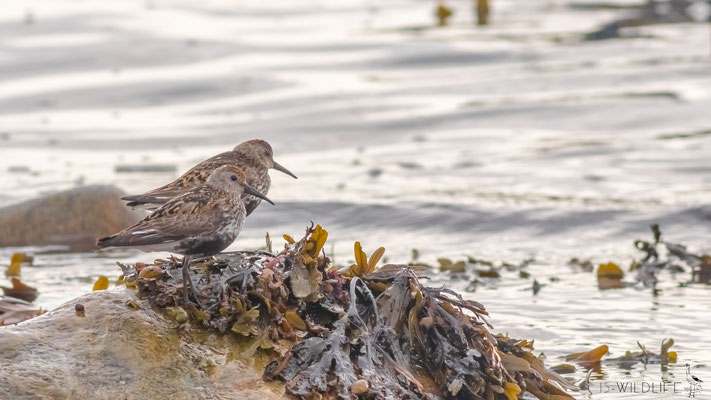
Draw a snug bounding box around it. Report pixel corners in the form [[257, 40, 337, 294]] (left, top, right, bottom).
[[98, 165, 273, 303], [121, 139, 296, 215]]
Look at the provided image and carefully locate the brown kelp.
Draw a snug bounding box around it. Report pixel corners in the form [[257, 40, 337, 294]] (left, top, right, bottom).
[[561, 339, 677, 374], [632, 224, 711, 287], [587, 224, 711, 291], [1, 253, 43, 325], [120, 224, 574, 399], [5, 252, 33, 277], [0, 278, 39, 302]]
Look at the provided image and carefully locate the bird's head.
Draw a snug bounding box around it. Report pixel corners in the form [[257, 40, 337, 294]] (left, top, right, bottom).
[[207, 165, 274, 205], [234, 139, 297, 179]]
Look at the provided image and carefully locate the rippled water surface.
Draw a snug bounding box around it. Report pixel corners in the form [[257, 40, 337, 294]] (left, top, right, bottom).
[[1, 0, 710, 398]]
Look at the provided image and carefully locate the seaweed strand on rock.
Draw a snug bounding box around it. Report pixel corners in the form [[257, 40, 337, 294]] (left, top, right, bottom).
[[120, 223, 575, 400]]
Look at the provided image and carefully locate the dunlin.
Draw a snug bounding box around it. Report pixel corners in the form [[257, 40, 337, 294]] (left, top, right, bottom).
[[121, 139, 296, 215], [98, 165, 273, 302]]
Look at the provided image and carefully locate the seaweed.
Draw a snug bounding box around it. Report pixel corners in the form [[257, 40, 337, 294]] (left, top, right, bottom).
[[597, 338, 677, 369], [120, 224, 574, 400], [1, 278, 38, 302], [589, 224, 711, 291], [632, 224, 711, 287], [1, 253, 42, 324], [266, 277, 424, 399]]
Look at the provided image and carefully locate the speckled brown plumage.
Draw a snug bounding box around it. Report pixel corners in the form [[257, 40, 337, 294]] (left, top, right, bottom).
[[121, 139, 296, 216], [99, 165, 272, 256]]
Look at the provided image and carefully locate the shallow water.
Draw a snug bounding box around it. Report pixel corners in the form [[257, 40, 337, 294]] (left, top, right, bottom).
[[1, 0, 711, 398]]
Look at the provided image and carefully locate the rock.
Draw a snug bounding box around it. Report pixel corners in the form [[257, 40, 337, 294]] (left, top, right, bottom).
[[0, 289, 285, 400], [0, 185, 143, 252]]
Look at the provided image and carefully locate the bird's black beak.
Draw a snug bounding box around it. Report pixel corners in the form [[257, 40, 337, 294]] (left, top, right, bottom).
[[273, 161, 298, 179], [243, 184, 275, 205]]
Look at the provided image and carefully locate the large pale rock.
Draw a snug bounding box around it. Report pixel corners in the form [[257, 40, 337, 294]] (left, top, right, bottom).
[[0, 289, 285, 400], [0, 185, 143, 252]]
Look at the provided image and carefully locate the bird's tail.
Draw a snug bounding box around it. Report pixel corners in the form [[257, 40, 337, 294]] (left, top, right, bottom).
[[96, 234, 118, 248], [124, 201, 155, 210], [121, 194, 173, 210]]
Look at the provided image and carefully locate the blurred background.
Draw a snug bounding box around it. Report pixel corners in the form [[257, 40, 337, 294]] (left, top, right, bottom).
[[1, 0, 710, 396]]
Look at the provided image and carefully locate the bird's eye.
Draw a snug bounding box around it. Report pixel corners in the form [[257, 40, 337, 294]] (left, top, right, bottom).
[[264, 151, 271, 157], [230, 175, 237, 181]]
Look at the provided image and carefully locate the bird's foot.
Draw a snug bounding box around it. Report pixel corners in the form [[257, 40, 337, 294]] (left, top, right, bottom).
[[182, 276, 206, 308], [181, 258, 205, 308]]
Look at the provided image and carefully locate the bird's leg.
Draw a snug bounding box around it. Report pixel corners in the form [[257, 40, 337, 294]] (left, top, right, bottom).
[[181, 255, 203, 306], [181, 255, 191, 303]]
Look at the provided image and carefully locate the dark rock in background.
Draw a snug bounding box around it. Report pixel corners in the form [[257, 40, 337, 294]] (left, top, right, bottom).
[[0, 185, 143, 252]]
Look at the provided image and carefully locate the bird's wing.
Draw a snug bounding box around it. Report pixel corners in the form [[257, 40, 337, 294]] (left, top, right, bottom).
[[102, 189, 226, 247], [121, 151, 236, 205], [121, 187, 186, 206], [144, 189, 226, 237]]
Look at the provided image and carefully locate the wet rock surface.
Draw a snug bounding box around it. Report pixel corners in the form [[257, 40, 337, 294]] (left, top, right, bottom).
[[0, 288, 285, 400], [0, 185, 142, 252]]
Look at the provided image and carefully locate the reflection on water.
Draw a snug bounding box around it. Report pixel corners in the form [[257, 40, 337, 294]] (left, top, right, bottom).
[[1, 0, 710, 397]]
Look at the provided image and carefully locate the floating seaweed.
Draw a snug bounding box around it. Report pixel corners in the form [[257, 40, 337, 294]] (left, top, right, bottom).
[[438, 257, 532, 282], [121, 224, 575, 400], [0, 253, 42, 324], [596, 262, 625, 290], [566, 339, 678, 374], [567, 258, 593, 272], [566, 345, 609, 364], [93, 276, 110, 291], [632, 224, 711, 287], [0, 278, 38, 302], [588, 224, 711, 291], [5, 252, 33, 277]]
